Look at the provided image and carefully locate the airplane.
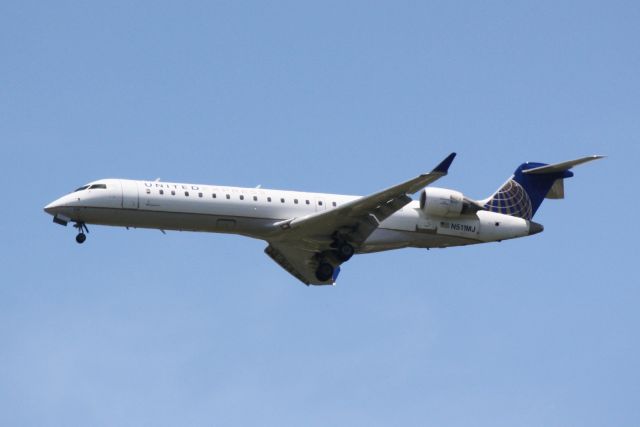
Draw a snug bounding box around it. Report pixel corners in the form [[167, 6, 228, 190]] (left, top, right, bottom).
[[44, 153, 603, 285]]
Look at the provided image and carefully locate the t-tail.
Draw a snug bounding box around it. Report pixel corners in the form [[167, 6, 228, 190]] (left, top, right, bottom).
[[481, 155, 604, 220]]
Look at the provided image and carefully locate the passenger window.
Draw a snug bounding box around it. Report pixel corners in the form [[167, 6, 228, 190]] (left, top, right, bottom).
[[198, 192, 203, 198], [159, 189, 164, 195], [240, 195, 244, 200], [305, 200, 310, 205], [332, 202, 337, 207], [226, 194, 230, 199], [318, 201, 323, 206], [146, 188, 150, 194], [294, 199, 298, 204], [171, 190, 176, 196], [280, 198, 285, 203], [253, 196, 258, 201], [212, 193, 216, 198], [267, 197, 272, 202], [185, 191, 189, 197]]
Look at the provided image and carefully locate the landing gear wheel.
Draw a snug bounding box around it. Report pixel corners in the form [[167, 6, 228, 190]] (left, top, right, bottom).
[[315, 262, 334, 282], [336, 242, 354, 262], [73, 222, 89, 244]]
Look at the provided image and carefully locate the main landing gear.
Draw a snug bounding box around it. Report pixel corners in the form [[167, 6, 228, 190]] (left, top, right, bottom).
[[314, 241, 354, 282], [315, 262, 334, 282], [335, 242, 354, 262], [74, 222, 89, 244]]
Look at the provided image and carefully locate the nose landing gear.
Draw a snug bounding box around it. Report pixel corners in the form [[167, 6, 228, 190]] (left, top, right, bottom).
[[74, 222, 89, 244]]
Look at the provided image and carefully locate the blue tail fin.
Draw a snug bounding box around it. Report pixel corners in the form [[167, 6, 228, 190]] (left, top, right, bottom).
[[483, 163, 570, 219], [482, 156, 603, 219], [483, 163, 573, 219]]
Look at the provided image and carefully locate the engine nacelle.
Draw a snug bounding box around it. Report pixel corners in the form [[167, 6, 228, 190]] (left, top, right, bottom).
[[420, 188, 469, 218]]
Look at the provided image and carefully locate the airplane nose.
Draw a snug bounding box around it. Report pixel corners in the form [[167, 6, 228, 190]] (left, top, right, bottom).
[[527, 221, 544, 235], [44, 197, 67, 215], [44, 196, 75, 225], [44, 200, 59, 215]]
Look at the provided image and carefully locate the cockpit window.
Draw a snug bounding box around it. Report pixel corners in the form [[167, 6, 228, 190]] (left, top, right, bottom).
[[89, 184, 107, 189], [74, 185, 90, 192]]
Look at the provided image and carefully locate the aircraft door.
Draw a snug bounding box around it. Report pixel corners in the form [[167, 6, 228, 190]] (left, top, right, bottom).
[[121, 180, 139, 209]]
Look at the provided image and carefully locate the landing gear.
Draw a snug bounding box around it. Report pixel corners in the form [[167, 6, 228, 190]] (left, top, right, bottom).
[[315, 262, 334, 282], [73, 222, 89, 244], [335, 242, 354, 262], [314, 238, 353, 282]]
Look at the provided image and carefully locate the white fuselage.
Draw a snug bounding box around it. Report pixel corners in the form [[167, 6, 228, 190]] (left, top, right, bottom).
[[44, 178, 535, 253]]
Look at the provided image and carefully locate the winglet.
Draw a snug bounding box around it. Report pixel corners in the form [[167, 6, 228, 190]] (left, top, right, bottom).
[[431, 152, 457, 174]]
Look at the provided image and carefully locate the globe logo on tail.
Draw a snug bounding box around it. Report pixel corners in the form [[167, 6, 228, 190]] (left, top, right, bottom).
[[484, 179, 533, 220]]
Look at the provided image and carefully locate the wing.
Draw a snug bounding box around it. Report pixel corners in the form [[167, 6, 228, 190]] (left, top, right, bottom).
[[272, 152, 456, 247], [264, 153, 456, 285]]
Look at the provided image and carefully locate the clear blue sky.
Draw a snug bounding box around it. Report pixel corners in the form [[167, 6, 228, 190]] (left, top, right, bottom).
[[2, 1, 638, 426]]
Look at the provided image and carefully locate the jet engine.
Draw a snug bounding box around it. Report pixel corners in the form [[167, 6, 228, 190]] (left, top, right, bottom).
[[419, 188, 483, 218]]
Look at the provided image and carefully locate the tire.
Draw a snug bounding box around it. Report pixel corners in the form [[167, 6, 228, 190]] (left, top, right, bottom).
[[315, 262, 334, 282], [336, 243, 354, 261], [76, 233, 86, 244]]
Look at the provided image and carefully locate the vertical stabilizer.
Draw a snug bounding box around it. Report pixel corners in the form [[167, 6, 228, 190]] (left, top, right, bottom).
[[482, 156, 603, 219]]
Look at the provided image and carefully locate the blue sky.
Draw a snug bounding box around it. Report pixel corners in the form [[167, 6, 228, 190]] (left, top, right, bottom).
[[1, 1, 639, 426]]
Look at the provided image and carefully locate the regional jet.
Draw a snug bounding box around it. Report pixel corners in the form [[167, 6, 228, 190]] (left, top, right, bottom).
[[44, 154, 602, 285]]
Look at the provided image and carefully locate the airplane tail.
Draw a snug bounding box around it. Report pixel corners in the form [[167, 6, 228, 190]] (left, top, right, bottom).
[[481, 156, 604, 219]]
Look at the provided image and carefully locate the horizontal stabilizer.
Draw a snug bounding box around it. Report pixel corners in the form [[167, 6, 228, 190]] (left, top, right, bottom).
[[523, 155, 605, 175]]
